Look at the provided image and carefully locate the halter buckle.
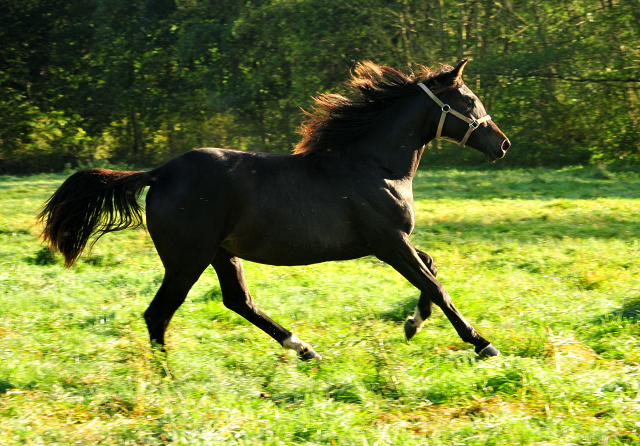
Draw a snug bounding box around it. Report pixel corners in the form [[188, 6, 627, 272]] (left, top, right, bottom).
[[469, 119, 479, 130]]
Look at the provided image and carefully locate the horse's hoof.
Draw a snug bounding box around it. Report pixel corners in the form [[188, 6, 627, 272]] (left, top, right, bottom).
[[298, 348, 322, 361], [150, 340, 167, 353], [478, 344, 500, 357], [404, 317, 418, 341]]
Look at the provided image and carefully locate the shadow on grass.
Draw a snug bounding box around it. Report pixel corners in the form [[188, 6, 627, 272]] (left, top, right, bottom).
[[377, 294, 416, 322], [413, 212, 640, 245], [413, 167, 640, 200], [0, 229, 30, 235], [267, 384, 369, 405], [617, 298, 640, 322], [326, 382, 367, 404], [25, 247, 60, 266], [592, 297, 640, 325], [192, 286, 222, 303], [578, 297, 640, 360], [0, 379, 15, 394], [264, 390, 309, 405]]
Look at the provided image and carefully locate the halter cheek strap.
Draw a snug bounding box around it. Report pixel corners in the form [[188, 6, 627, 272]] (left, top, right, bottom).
[[418, 82, 492, 147]]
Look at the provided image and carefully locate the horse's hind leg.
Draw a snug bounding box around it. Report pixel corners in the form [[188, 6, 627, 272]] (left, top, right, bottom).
[[212, 249, 321, 360], [143, 172, 226, 349], [143, 230, 216, 347], [144, 265, 208, 348]]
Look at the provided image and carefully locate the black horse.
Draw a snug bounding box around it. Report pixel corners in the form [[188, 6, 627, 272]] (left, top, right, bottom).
[[38, 60, 510, 360]]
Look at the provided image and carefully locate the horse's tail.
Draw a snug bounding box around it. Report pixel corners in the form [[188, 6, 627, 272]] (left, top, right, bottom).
[[37, 168, 153, 267]]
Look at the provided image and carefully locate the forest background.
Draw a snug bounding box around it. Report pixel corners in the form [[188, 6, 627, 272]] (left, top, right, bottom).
[[1, 0, 639, 173]]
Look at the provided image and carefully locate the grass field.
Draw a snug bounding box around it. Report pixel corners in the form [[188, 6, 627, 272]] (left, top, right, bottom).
[[1, 165, 640, 445]]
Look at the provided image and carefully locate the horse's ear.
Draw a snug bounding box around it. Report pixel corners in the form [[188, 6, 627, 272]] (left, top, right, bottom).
[[451, 59, 468, 79]]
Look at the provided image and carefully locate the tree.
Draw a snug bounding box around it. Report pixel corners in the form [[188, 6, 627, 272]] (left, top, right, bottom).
[[1, 0, 638, 171]]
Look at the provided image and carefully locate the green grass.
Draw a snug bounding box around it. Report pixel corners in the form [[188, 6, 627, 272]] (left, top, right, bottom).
[[1, 166, 640, 445]]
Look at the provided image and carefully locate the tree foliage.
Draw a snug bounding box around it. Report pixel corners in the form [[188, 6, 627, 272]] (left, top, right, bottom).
[[1, 0, 639, 171]]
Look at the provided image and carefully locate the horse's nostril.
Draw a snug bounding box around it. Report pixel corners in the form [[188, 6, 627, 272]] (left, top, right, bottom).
[[502, 138, 511, 153]]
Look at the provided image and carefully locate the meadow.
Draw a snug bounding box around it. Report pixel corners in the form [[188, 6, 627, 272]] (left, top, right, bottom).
[[1, 165, 640, 445]]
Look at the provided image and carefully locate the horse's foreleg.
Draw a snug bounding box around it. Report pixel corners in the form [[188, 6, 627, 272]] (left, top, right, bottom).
[[377, 239, 499, 357], [404, 249, 437, 339], [212, 249, 321, 360]]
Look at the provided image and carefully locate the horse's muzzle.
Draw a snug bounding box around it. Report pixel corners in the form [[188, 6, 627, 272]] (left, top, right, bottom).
[[502, 138, 511, 154], [486, 138, 510, 162]]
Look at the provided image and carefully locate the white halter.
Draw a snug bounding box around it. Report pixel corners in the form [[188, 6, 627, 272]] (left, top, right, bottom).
[[418, 82, 492, 147]]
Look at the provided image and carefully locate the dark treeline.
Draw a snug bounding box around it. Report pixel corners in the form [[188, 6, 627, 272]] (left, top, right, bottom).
[[1, 0, 639, 172]]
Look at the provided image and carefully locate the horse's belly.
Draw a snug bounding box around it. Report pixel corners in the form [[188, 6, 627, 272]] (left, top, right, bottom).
[[220, 227, 370, 266]]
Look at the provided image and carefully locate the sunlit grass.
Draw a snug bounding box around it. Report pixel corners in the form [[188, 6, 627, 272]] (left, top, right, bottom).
[[1, 166, 640, 445]]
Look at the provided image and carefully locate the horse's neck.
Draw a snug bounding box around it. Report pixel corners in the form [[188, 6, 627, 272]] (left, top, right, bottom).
[[356, 94, 434, 181]]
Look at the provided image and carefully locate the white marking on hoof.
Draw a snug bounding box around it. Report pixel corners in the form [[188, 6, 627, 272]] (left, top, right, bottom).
[[478, 344, 500, 357], [405, 307, 428, 341], [282, 333, 322, 360], [408, 307, 426, 332]]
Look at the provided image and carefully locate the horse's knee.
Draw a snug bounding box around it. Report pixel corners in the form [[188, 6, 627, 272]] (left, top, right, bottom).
[[222, 293, 253, 314], [417, 250, 437, 277], [423, 281, 449, 307], [222, 297, 239, 312]]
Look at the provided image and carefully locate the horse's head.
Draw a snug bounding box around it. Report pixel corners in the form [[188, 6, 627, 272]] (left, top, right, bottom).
[[421, 60, 510, 162]]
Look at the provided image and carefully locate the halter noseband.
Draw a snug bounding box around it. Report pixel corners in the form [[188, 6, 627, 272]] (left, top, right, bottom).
[[418, 82, 491, 147]]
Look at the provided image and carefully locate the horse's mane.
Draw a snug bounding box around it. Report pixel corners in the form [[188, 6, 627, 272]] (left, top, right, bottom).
[[293, 61, 462, 156]]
